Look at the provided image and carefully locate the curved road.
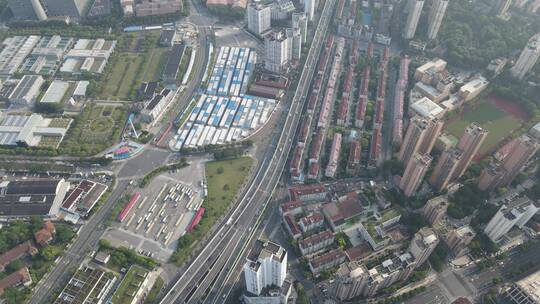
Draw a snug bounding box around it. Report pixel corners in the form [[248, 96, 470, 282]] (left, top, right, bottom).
[[28, 1, 213, 302]]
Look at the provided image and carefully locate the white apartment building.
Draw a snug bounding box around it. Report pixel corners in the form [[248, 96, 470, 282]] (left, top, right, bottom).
[[427, 0, 448, 40], [303, 0, 315, 21], [510, 33, 540, 79], [292, 12, 308, 43], [484, 197, 540, 242], [244, 240, 287, 296], [408, 227, 439, 266], [291, 28, 302, 61], [264, 29, 292, 74], [247, 3, 272, 37], [403, 0, 424, 39]]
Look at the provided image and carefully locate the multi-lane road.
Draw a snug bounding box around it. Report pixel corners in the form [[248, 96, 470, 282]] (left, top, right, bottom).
[[29, 0, 335, 302], [29, 179, 131, 303], [28, 1, 213, 302], [159, 1, 336, 303]]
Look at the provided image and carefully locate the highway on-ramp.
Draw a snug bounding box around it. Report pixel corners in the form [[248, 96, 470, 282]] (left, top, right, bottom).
[[159, 1, 336, 303]]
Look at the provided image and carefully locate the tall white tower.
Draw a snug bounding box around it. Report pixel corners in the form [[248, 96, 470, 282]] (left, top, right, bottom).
[[292, 12, 308, 43], [304, 0, 315, 21], [409, 227, 439, 266], [244, 240, 288, 296], [264, 29, 293, 73], [403, 0, 424, 39], [484, 197, 540, 242], [510, 33, 540, 79], [247, 2, 272, 36], [427, 0, 448, 40]]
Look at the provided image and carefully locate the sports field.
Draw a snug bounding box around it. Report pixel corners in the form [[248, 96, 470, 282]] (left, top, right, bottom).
[[445, 98, 526, 156]]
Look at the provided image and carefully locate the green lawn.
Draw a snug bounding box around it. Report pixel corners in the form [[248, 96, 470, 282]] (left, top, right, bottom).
[[144, 48, 169, 82], [143, 276, 164, 304], [112, 265, 149, 304], [59, 104, 128, 156], [100, 54, 146, 100], [99, 30, 164, 100], [204, 157, 253, 218], [170, 157, 253, 266], [445, 102, 523, 154]]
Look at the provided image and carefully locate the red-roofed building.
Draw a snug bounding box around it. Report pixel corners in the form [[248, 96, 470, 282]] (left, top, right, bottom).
[[309, 249, 347, 273], [0, 241, 38, 272], [345, 243, 373, 261], [290, 145, 304, 181], [299, 230, 334, 256], [298, 116, 312, 145], [60, 179, 108, 219], [0, 267, 32, 296], [325, 133, 343, 178], [299, 213, 324, 233], [289, 184, 327, 202], [307, 91, 319, 113], [280, 201, 302, 216], [322, 192, 365, 231], [369, 128, 382, 167], [309, 130, 325, 163], [494, 138, 517, 162], [307, 162, 319, 180], [283, 215, 302, 240], [336, 96, 349, 126], [34, 221, 56, 247], [346, 140, 361, 175]]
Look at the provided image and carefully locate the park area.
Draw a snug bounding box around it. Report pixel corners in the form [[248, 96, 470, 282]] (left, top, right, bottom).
[[170, 157, 253, 265], [60, 104, 128, 156], [98, 31, 169, 101], [445, 95, 529, 158]]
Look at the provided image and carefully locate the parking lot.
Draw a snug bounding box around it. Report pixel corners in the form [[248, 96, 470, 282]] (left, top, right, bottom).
[[125, 181, 200, 245], [104, 156, 208, 262], [214, 25, 262, 52]]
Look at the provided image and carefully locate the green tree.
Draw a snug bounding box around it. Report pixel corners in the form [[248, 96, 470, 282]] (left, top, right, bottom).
[[40, 246, 61, 261], [295, 282, 309, 304], [5, 260, 24, 274], [4, 287, 30, 304], [54, 225, 75, 244], [111, 251, 128, 267], [30, 216, 43, 233]]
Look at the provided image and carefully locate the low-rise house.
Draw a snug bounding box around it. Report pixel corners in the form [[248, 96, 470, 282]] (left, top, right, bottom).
[[0, 241, 38, 272], [309, 249, 347, 274], [322, 192, 365, 231], [140, 88, 176, 126], [279, 201, 302, 216], [34, 221, 55, 247], [0, 267, 32, 296], [299, 230, 334, 256], [299, 212, 324, 233], [289, 184, 327, 202], [8, 75, 44, 106], [94, 251, 111, 264], [55, 265, 117, 304], [283, 214, 301, 240]]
